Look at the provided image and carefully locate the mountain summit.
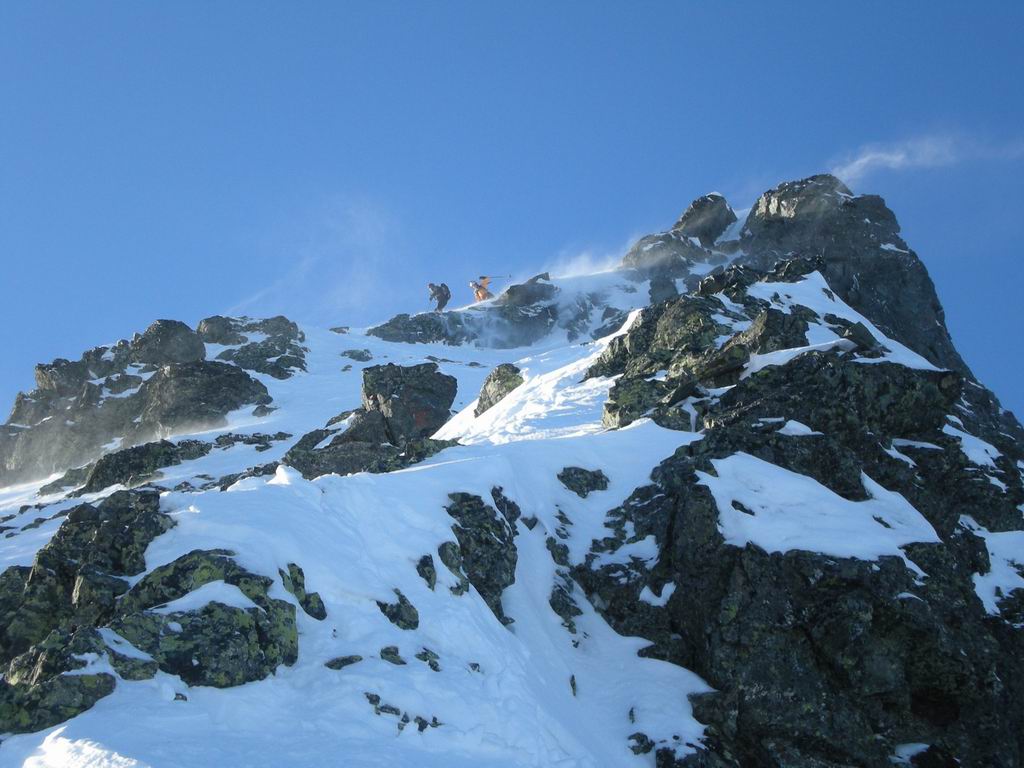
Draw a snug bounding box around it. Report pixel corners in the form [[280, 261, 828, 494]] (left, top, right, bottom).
[[1, 176, 1022, 768]]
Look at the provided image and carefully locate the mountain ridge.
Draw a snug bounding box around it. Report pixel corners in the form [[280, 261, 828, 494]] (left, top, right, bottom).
[[0, 174, 1022, 768]]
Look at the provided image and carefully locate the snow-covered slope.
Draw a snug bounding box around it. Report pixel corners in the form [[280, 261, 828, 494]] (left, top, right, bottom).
[[2, 175, 1023, 768]]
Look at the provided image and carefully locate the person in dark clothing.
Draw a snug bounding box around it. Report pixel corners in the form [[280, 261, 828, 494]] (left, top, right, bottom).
[[428, 282, 451, 312]]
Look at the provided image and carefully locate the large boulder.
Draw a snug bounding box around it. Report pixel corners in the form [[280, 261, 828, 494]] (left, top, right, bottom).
[[621, 231, 715, 278], [76, 439, 212, 494], [474, 364, 524, 416], [361, 363, 457, 443], [0, 629, 116, 733], [282, 362, 459, 480]]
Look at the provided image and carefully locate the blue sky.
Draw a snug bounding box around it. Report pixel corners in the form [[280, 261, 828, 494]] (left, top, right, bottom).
[[2, 3, 1022, 416]]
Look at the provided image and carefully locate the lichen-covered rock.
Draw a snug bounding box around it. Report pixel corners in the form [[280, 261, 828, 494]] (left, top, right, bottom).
[[325, 655, 362, 670], [474, 364, 524, 416], [0, 490, 170, 665], [341, 348, 373, 362], [279, 563, 327, 620], [113, 549, 297, 687], [377, 589, 419, 630], [112, 601, 294, 688], [445, 493, 518, 625], [0, 629, 116, 734], [557, 467, 609, 498], [573, 322, 1023, 765], [587, 294, 727, 380]]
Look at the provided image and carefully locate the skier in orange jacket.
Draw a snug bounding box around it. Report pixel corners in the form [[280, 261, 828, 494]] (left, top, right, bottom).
[[469, 276, 494, 302]]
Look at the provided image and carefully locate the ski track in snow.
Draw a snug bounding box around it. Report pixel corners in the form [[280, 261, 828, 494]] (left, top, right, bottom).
[[0, 268, 1014, 767]]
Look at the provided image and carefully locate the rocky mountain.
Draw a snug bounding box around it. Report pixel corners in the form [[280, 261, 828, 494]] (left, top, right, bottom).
[[1, 175, 1022, 768]]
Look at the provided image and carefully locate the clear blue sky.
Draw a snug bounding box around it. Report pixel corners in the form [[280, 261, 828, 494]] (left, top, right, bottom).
[[2, 3, 1022, 416]]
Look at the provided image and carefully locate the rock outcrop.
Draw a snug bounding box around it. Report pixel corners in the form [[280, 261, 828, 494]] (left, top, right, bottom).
[[739, 174, 963, 374], [1, 317, 290, 485], [672, 193, 737, 248], [474, 364, 524, 416], [283, 363, 458, 480]]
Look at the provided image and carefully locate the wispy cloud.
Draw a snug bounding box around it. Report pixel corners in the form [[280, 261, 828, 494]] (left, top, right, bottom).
[[226, 197, 416, 327], [831, 134, 1024, 186]]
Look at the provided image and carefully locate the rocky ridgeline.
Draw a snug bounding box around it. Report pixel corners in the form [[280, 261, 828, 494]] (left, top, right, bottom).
[[0, 315, 306, 486], [0, 174, 1022, 767], [367, 272, 634, 348]]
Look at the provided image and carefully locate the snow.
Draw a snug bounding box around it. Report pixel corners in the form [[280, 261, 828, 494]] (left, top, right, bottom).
[[776, 420, 822, 437], [697, 453, 940, 561], [639, 582, 676, 607], [883, 444, 917, 467], [892, 439, 941, 451], [149, 580, 261, 614], [745, 271, 940, 371], [942, 423, 1001, 468], [0, 276, 713, 768], [961, 516, 1024, 619], [743, 339, 856, 378], [0, 260, 1017, 767]]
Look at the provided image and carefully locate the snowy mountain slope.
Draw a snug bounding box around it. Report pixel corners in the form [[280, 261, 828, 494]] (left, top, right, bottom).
[[2, 175, 1023, 768]]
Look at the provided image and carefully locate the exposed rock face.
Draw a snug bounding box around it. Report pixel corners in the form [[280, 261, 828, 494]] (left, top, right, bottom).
[[199, 315, 308, 380], [444, 492, 518, 625], [0, 490, 174, 731], [577, 237, 1024, 764], [130, 320, 206, 365], [283, 363, 458, 480], [133, 361, 270, 437], [1, 317, 289, 485], [75, 439, 212, 494], [361, 363, 457, 443], [672, 193, 737, 248], [474, 364, 524, 416], [621, 231, 720, 279], [739, 174, 965, 374], [557, 467, 609, 498], [0, 490, 171, 666]]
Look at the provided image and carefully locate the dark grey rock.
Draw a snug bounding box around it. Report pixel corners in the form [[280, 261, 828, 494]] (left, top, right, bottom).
[[740, 174, 966, 374], [361, 363, 457, 442], [672, 193, 738, 248], [445, 493, 518, 625], [377, 589, 419, 630], [341, 349, 373, 362], [130, 320, 205, 366], [134, 361, 271, 437], [557, 467, 609, 498], [279, 563, 327, 620], [325, 655, 362, 670], [77, 439, 213, 494]]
